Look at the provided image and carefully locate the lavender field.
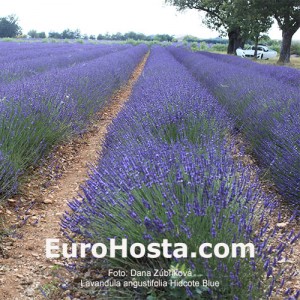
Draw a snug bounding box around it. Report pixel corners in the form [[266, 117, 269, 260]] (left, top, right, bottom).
[[0, 41, 148, 200], [62, 47, 298, 299], [168, 46, 300, 207], [0, 42, 299, 299]]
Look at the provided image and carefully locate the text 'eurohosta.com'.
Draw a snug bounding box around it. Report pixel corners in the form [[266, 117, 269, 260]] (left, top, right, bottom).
[[46, 238, 255, 259]]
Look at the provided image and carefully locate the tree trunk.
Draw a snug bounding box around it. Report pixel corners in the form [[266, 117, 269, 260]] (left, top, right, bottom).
[[253, 35, 259, 59], [227, 28, 244, 55], [277, 30, 293, 64]]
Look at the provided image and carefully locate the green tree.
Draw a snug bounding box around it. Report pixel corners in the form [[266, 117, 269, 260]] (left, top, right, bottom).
[[97, 33, 106, 40], [234, 0, 273, 58], [165, 0, 242, 53], [111, 32, 125, 40], [183, 35, 200, 43], [153, 34, 174, 42], [61, 29, 81, 39], [28, 29, 38, 38], [38, 32, 46, 39], [267, 0, 300, 63], [124, 31, 139, 40], [48, 31, 62, 39], [28, 30, 46, 39], [0, 15, 22, 38], [165, 0, 272, 54]]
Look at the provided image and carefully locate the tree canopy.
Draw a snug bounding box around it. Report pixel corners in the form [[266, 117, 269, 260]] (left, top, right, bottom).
[[0, 15, 22, 38], [165, 0, 273, 54], [266, 0, 300, 63], [96, 32, 175, 42], [165, 0, 299, 62], [28, 30, 46, 39]]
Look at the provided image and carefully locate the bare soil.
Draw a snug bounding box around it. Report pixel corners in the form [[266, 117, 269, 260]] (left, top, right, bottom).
[[0, 52, 149, 300]]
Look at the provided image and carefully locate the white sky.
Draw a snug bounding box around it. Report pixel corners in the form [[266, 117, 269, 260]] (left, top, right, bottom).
[[1, 0, 299, 40]]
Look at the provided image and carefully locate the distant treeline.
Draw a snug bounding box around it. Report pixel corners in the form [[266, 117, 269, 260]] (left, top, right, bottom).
[[96, 32, 175, 42], [27, 29, 176, 42], [182, 35, 228, 44]]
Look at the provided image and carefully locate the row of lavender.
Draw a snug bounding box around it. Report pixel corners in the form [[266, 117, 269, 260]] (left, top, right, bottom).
[[168, 47, 300, 207], [62, 47, 297, 299], [0, 44, 148, 200], [0, 41, 100, 63], [0, 43, 130, 84], [199, 51, 300, 88]]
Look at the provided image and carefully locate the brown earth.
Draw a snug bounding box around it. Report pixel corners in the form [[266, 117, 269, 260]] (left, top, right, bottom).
[[0, 52, 149, 300]]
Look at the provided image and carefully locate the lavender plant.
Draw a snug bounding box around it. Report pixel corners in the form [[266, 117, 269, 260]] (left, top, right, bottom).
[[0, 43, 130, 84], [168, 46, 300, 208], [62, 47, 298, 299], [198, 51, 300, 88], [0, 44, 148, 201], [0, 150, 19, 198]]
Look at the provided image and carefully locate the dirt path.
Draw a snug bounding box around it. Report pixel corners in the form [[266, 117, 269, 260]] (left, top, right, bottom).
[[0, 52, 149, 300]]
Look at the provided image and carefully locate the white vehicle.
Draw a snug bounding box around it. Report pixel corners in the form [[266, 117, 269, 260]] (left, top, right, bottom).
[[236, 45, 277, 59]]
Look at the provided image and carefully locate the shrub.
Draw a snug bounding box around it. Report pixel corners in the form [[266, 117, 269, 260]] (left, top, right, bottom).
[[210, 43, 228, 52], [0, 43, 148, 201], [291, 41, 300, 55]]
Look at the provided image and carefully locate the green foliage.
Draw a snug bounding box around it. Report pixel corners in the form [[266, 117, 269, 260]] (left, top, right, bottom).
[[97, 31, 175, 42], [97, 33, 107, 40], [0, 15, 22, 38], [166, 0, 273, 41], [48, 31, 62, 39], [183, 35, 200, 43], [38, 32, 46, 38], [39, 281, 59, 298], [265, 0, 300, 33], [153, 34, 174, 42], [189, 42, 228, 53], [48, 29, 81, 40], [62, 28, 81, 39], [0, 102, 71, 174], [165, 0, 273, 53], [28, 30, 46, 39], [190, 42, 199, 51], [199, 41, 208, 50], [2, 37, 13, 42], [210, 43, 228, 52], [28, 29, 38, 38], [291, 41, 300, 55]]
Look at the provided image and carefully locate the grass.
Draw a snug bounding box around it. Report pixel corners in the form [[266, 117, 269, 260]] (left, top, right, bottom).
[[39, 281, 59, 298], [255, 55, 300, 69]]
